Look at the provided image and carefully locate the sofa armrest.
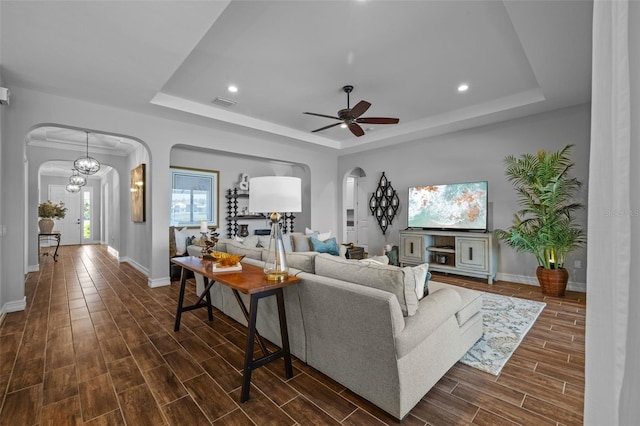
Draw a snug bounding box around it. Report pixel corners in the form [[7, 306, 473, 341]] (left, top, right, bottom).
[[394, 288, 462, 358]]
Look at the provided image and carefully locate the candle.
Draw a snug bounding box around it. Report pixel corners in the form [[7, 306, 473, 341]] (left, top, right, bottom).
[[200, 221, 208, 233]]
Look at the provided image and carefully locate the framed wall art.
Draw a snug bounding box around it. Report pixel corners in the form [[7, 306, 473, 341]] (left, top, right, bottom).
[[131, 163, 146, 222]]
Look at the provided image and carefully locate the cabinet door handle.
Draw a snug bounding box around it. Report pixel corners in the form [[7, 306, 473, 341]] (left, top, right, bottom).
[[469, 247, 473, 260], [410, 242, 414, 254]]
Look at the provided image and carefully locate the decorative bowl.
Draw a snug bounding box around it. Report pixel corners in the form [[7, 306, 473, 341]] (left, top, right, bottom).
[[208, 251, 245, 267]]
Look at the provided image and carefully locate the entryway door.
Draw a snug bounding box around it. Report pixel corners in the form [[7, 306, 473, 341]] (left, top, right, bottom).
[[49, 185, 94, 246]]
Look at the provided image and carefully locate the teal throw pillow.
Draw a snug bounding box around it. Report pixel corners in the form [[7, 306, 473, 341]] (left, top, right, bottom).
[[310, 236, 340, 256], [386, 247, 399, 266], [424, 271, 432, 297]]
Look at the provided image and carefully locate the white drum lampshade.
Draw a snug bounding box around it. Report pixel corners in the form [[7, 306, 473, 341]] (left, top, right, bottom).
[[249, 176, 302, 281]]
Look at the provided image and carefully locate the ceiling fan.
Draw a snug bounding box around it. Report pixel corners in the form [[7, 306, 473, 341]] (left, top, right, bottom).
[[304, 85, 399, 137]]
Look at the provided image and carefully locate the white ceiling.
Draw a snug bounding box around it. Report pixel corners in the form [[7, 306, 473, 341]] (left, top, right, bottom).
[[1, 0, 592, 155]]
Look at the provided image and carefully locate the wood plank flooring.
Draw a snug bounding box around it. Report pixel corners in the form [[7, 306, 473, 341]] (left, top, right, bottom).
[[0, 244, 585, 425]]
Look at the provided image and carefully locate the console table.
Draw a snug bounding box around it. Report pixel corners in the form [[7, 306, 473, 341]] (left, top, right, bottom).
[[170, 256, 299, 402], [399, 230, 498, 284], [38, 232, 61, 262]]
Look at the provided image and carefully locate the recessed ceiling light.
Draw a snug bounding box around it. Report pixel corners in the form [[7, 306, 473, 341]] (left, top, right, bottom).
[[228, 85, 238, 93], [458, 84, 469, 92]]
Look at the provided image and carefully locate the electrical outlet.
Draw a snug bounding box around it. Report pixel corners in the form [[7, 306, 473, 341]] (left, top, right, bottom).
[[574, 260, 582, 269]]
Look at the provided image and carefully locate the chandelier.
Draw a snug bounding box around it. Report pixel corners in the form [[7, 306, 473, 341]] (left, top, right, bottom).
[[74, 131, 100, 175], [66, 169, 84, 193], [69, 169, 87, 187]]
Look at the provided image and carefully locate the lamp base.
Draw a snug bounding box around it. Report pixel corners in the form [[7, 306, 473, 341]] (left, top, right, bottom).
[[264, 270, 288, 282], [263, 215, 289, 282]]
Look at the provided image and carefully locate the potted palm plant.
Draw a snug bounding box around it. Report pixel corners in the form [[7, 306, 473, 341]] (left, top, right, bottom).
[[494, 144, 586, 297], [38, 200, 67, 234]]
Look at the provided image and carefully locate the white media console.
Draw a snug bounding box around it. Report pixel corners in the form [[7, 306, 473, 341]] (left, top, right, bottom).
[[399, 229, 498, 284]]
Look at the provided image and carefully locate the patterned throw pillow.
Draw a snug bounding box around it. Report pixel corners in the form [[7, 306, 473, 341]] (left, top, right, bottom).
[[423, 271, 432, 298], [310, 236, 340, 256]]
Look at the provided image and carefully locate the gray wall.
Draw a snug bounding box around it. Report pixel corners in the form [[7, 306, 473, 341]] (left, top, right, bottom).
[[338, 103, 591, 289]]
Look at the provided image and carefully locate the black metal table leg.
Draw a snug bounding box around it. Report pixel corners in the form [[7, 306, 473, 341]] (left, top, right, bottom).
[[239, 288, 293, 402], [276, 289, 293, 379], [232, 289, 270, 356], [174, 269, 215, 331], [52, 233, 61, 262], [174, 268, 188, 331]]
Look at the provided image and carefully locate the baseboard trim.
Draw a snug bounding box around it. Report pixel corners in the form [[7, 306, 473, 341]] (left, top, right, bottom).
[[120, 257, 149, 276], [497, 272, 586, 293], [27, 264, 39, 273], [148, 277, 171, 288], [107, 246, 119, 258], [2, 297, 27, 314], [119, 257, 170, 288]]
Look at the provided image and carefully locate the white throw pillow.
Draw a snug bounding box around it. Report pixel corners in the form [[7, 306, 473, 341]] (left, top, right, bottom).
[[412, 263, 430, 300], [305, 227, 331, 241], [174, 227, 190, 255], [359, 255, 389, 265], [242, 235, 260, 247]]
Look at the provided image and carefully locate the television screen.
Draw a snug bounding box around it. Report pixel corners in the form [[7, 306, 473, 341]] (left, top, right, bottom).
[[408, 181, 488, 231]]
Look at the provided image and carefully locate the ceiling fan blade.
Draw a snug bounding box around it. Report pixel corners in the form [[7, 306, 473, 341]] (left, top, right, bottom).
[[311, 122, 342, 133], [304, 112, 341, 120], [348, 100, 371, 119], [356, 117, 400, 125], [347, 122, 365, 137]]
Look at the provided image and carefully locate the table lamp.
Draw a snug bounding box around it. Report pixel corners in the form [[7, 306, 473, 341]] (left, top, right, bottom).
[[249, 176, 302, 281]]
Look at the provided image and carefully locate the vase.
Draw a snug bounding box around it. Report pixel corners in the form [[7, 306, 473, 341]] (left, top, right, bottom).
[[536, 266, 569, 297], [38, 218, 55, 234], [239, 224, 250, 238]]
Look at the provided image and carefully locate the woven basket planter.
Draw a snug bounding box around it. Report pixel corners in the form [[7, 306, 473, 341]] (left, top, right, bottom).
[[536, 266, 569, 297]]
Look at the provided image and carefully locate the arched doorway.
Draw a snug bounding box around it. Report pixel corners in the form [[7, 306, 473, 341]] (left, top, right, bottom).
[[26, 125, 145, 271], [343, 167, 368, 252]]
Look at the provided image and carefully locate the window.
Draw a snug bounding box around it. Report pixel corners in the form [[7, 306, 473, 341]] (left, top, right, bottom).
[[170, 166, 219, 227]]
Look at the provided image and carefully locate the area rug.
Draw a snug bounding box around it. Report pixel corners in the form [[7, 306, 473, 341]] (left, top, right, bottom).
[[459, 292, 546, 375]]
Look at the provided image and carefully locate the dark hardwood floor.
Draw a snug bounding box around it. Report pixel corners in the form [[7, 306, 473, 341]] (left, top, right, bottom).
[[0, 244, 585, 425]]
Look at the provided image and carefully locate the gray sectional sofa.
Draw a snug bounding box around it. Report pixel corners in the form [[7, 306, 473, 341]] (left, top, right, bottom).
[[185, 239, 483, 420]]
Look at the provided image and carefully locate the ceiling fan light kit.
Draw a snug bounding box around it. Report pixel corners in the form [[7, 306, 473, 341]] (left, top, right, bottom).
[[304, 85, 399, 137]]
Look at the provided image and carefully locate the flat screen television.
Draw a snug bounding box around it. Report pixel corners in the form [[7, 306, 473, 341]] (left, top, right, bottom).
[[407, 181, 488, 231]]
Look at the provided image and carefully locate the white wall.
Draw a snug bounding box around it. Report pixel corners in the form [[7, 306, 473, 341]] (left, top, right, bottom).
[[0, 87, 339, 309], [338, 103, 591, 290]]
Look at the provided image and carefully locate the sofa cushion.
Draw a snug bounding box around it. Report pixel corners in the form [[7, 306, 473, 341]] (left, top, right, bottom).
[[286, 251, 318, 274], [291, 232, 313, 252], [429, 281, 483, 327], [314, 253, 419, 316], [225, 240, 264, 260]]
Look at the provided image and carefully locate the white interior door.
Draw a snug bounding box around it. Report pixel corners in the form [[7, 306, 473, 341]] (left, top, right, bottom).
[[356, 177, 369, 253], [49, 185, 82, 245]]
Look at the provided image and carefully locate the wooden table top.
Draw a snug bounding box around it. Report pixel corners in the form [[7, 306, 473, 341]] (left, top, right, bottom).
[[171, 256, 299, 294]]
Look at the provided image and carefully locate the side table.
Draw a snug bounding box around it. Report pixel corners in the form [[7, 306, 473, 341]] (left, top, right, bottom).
[[38, 232, 61, 262]]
